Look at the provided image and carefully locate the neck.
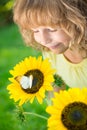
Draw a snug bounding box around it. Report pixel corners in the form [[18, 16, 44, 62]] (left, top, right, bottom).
[[63, 48, 86, 64]]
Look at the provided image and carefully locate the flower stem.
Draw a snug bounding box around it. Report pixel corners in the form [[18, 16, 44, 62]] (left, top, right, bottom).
[[23, 112, 48, 120]]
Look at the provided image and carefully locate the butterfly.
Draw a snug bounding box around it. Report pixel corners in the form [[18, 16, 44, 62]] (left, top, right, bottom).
[[15, 75, 33, 89]]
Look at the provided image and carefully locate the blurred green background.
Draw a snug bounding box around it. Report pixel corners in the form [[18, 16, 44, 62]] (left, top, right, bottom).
[[0, 1, 48, 129]]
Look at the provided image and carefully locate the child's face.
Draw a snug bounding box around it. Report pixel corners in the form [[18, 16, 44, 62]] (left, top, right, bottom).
[[32, 26, 71, 54]]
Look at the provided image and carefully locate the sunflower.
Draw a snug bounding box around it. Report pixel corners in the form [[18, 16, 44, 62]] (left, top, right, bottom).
[[46, 88, 87, 130], [7, 56, 55, 106]]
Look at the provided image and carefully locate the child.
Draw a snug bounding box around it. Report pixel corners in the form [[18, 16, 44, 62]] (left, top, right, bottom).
[[13, 0, 87, 90]]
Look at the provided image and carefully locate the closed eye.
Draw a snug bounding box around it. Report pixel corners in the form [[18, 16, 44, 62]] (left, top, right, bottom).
[[32, 29, 57, 33], [33, 30, 39, 33], [48, 29, 57, 32]]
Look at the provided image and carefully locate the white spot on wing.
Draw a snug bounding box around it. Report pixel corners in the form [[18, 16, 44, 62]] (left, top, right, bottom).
[[20, 75, 33, 89]]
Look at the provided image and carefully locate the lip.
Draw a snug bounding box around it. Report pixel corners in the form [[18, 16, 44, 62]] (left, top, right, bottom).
[[49, 43, 61, 49]]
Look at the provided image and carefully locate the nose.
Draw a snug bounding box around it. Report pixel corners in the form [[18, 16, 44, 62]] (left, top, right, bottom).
[[40, 31, 52, 45]]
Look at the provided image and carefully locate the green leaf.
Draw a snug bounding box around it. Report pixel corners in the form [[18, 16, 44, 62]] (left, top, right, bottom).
[[53, 74, 70, 90], [0, 0, 14, 12]]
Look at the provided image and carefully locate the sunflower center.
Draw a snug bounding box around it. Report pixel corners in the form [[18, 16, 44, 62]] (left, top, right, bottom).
[[21, 69, 44, 94], [61, 102, 87, 130], [71, 110, 82, 121]]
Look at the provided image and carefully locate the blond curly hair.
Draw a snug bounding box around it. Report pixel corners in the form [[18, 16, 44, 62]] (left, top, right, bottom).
[[13, 0, 87, 53]]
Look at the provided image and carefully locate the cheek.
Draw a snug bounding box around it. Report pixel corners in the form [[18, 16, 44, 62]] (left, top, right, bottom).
[[55, 32, 71, 43], [33, 34, 40, 43]]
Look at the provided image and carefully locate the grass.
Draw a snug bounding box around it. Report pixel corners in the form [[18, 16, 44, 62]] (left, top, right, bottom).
[[0, 24, 48, 130]]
